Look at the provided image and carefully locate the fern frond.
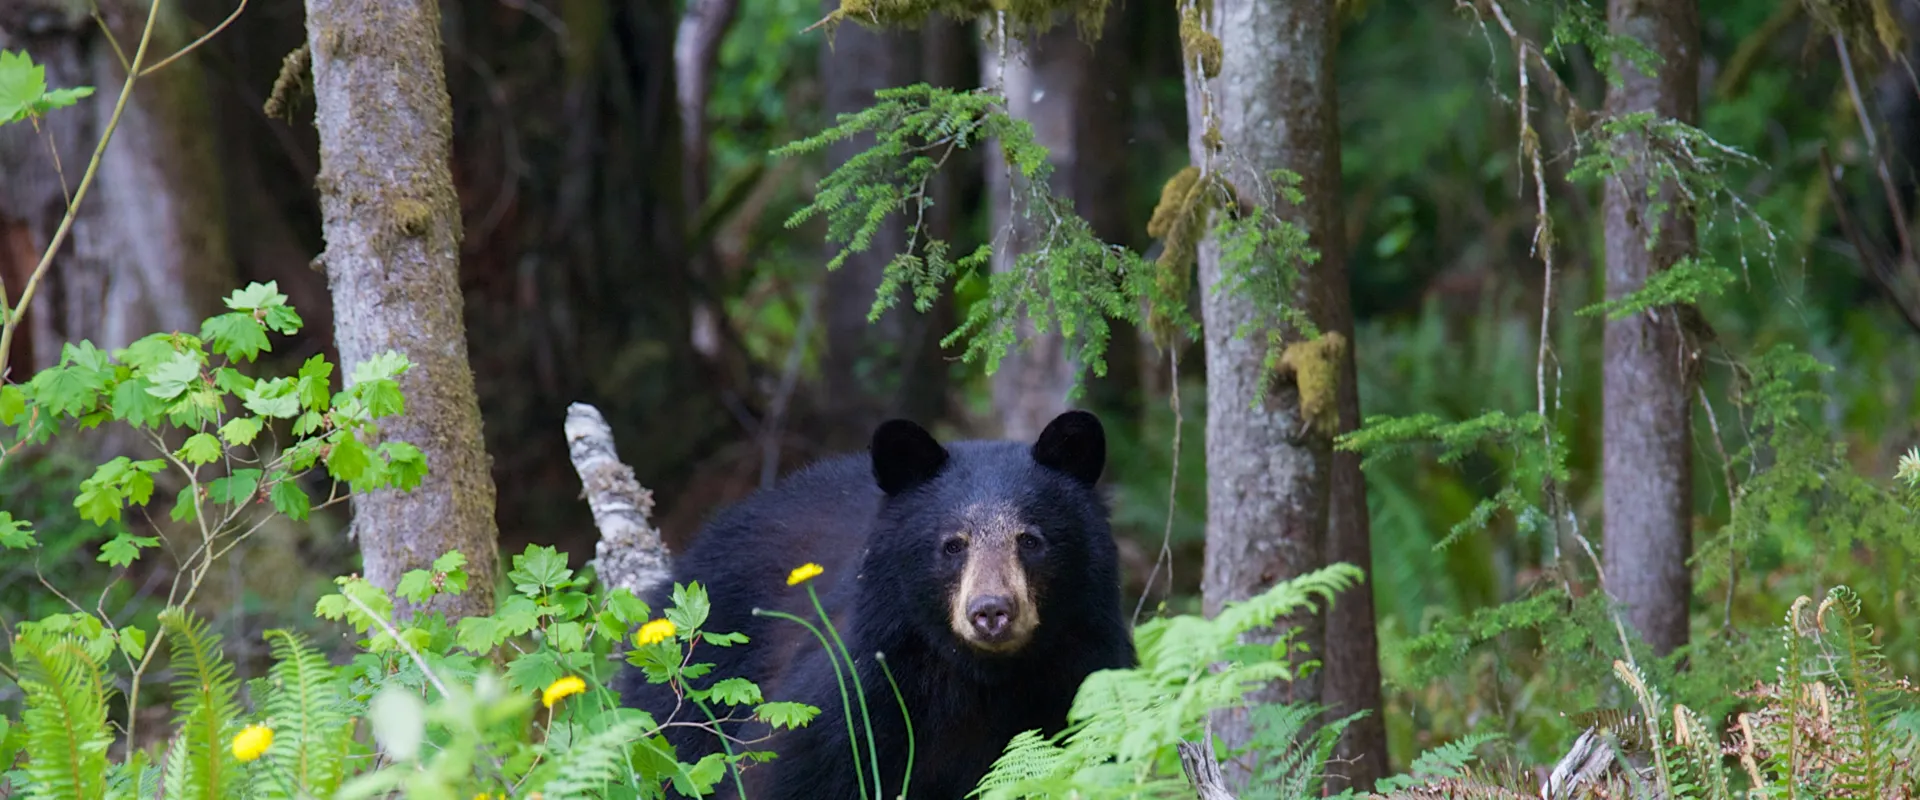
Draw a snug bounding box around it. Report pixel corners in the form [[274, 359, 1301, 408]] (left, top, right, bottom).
[[537, 718, 649, 799], [13, 631, 112, 800], [250, 629, 351, 799], [159, 608, 244, 800]]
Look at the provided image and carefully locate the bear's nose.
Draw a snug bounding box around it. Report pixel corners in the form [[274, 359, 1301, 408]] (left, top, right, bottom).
[[968, 596, 1015, 640]]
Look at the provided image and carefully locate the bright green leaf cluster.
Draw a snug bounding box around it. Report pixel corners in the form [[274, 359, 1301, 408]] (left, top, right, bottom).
[[0, 50, 95, 126]]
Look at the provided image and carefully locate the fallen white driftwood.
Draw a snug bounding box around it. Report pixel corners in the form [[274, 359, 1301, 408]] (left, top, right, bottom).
[[564, 402, 671, 597]]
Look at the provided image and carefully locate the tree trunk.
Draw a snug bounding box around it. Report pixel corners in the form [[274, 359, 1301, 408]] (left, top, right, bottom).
[[676, 0, 739, 367], [304, 0, 500, 621], [0, 0, 235, 374], [817, 5, 923, 446], [1601, 0, 1698, 658], [1184, 0, 1373, 784], [983, 22, 1086, 440], [1323, 290, 1387, 791]]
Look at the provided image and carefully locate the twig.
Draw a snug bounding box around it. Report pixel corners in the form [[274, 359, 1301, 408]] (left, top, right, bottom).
[[1133, 351, 1183, 626], [140, 0, 250, 77], [564, 403, 671, 597], [761, 283, 819, 488], [1698, 385, 1740, 631], [0, 0, 168, 383], [341, 587, 454, 699]]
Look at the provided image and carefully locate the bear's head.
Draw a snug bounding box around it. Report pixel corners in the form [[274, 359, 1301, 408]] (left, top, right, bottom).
[[864, 410, 1117, 659]]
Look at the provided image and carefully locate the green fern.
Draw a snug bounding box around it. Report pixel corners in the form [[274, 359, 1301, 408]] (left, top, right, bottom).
[[970, 563, 1364, 799], [537, 718, 651, 799], [12, 631, 112, 800], [1237, 703, 1361, 800], [158, 608, 244, 800], [249, 629, 352, 799], [1374, 731, 1503, 792]]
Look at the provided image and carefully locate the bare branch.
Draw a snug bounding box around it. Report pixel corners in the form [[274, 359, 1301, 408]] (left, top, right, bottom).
[[565, 402, 671, 596]]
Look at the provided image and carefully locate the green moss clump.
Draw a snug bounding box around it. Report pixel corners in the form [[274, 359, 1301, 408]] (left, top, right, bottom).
[[1275, 331, 1346, 438], [1179, 13, 1222, 79]]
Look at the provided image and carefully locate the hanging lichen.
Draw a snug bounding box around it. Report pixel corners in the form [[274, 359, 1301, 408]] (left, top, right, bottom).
[[1272, 331, 1347, 439]]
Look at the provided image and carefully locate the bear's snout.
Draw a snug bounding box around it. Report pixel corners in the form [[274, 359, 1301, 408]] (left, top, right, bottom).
[[967, 595, 1017, 640]]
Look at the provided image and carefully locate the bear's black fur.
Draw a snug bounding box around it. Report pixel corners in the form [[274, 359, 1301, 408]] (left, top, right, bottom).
[[613, 411, 1136, 799]]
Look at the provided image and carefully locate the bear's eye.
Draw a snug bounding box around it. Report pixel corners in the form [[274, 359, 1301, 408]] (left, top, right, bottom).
[[942, 537, 966, 555], [1017, 532, 1044, 551]]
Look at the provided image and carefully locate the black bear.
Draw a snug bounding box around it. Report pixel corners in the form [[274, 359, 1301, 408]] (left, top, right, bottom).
[[614, 410, 1137, 799]]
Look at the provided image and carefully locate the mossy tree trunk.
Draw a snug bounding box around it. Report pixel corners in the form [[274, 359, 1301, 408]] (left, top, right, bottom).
[[1183, 0, 1385, 788], [304, 0, 501, 621], [0, 0, 234, 375], [984, 14, 1130, 441], [1601, 0, 1699, 657]]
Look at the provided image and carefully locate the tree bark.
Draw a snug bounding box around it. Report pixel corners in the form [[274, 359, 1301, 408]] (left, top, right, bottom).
[[816, 4, 923, 446], [304, 0, 500, 621], [0, 0, 235, 373], [1601, 0, 1699, 658], [1183, 0, 1382, 786], [676, 0, 739, 366]]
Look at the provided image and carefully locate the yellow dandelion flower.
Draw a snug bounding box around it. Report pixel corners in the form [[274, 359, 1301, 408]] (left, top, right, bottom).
[[787, 563, 824, 586], [542, 675, 587, 708], [231, 724, 274, 762], [634, 618, 678, 647]]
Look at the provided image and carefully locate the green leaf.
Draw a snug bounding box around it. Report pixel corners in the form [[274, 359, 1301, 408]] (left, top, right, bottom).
[[201, 312, 271, 362], [225, 281, 288, 313], [0, 383, 25, 425], [118, 626, 148, 661], [666, 582, 711, 633], [241, 377, 300, 419], [31, 346, 111, 416], [396, 569, 437, 604], [754, 701, 819, 730], [547, 621, 586, 653], [108, 377, 167, 428], [0, 511, 37, 549], [209, 469, 262, 505], [504, 650, 566, 696], [432, 551, 467, 573], [509, 545, 573, 596], [605, 589, 651, 625], [114, 333, 183, 371], [703, 677, 763, 707], [381, 442, 427, 490], [219, 416, 264, 446], [170, 486, 197, 523], [0, 50, 49, 122], [0, 50, 93, 124], [176, 432, 222, 466], [270, 479, 311, 521], [296, 355, 333, 411], [143, 351, 203, 402], [454, 616, 505, 654], [98, 534, 159, 567], [672, 753, 729, 797], [326, 432, 375, 484]]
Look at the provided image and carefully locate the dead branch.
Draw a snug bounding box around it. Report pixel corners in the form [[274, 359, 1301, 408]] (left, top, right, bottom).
[[565, 402, 671, 596]]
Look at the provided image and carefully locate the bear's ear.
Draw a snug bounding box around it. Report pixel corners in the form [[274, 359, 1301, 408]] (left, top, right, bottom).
[[1031, 410, 1105, 486], [871, 419, 950, 496]]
